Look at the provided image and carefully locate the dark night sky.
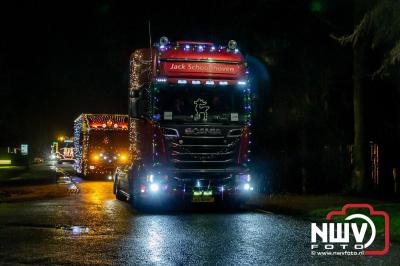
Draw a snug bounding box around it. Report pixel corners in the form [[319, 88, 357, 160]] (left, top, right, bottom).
[[0, 0, 353, 155]]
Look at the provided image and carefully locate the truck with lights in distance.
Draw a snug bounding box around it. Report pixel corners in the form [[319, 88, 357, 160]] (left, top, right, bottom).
[[74, 114, 129, 179], [50, 137, 75, 164], [114, 37, 254, 207]]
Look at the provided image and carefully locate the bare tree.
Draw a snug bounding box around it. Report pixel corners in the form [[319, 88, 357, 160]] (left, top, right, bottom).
[[332, 0, 400, 193]]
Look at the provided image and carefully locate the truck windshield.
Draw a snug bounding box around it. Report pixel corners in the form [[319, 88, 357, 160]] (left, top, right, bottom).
[[155, 85, 248, 124]]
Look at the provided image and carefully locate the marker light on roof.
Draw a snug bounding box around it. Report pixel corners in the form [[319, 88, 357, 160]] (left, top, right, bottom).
[[156, 78, 167, 83], [192, 80, 201, 85], [205, 80, 215, 85], [228, 40, 237, 50], [178, 80, 187, 84], [159, 36, 169, 46], [219, 81, 228, 85]]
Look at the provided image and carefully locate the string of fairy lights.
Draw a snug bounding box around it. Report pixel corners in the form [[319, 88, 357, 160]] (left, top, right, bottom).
[[73, 116, 84, 174], [87, 114, 128, 125], [129, 49, 163, 164]]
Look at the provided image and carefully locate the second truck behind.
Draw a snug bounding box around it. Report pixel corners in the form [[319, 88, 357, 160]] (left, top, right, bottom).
[[74, 114, 129, 179]]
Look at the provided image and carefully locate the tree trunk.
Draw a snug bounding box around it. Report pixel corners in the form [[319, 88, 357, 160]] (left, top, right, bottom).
[[351, 0, 374, 193], [352, 41, 369, 193]]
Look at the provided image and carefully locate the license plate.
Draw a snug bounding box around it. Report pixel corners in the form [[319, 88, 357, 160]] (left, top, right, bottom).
[[192, 191, 214, 203], [192, 196, 215, 203]]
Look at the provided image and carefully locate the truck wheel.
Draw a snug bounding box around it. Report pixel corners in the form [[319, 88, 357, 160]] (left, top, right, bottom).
[[129, 186, 145, 211], [114, 179, 126, 201], [131, 196, 144, 211]]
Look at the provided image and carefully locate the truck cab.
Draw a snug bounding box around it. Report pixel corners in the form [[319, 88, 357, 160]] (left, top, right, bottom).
[[114, 38, 253, 207]]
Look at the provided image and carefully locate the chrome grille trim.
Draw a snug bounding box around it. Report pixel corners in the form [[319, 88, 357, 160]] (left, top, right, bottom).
[[172, 151, 234, 155], [171, 159, 234, 163]]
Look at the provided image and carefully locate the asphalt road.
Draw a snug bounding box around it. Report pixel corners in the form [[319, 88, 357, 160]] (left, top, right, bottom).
[[0, 164, 399, 265]]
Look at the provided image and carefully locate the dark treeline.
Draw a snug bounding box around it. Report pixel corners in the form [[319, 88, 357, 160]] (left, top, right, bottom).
[[248, 0, 400, 197]]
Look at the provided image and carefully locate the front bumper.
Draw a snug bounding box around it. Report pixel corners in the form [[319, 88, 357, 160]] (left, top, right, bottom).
[[86, 164, 121, 179], [135, 167, 253, 202]]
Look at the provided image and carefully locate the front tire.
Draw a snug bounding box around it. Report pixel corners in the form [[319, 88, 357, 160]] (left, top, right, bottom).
[[129, 183, 143, 210], [114, 178, 126, 201]]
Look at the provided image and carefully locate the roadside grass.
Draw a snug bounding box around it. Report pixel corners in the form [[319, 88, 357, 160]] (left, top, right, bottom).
[[249, 193, 400, 242], [0, 166, 28, 180], [0, 163, 70, 203], [0, 163, 58, 186], [0, 184, 70, 203], [249, 193, 380, 214]]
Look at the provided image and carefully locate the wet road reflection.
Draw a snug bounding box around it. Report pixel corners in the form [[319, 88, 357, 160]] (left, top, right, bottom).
[[0, 166, 399, 265]]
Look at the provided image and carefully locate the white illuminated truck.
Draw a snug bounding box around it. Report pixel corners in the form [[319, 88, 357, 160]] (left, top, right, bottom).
[[57, 139, 75, 164], [74, 114, 129, 178], [114, 38, 254, 207]]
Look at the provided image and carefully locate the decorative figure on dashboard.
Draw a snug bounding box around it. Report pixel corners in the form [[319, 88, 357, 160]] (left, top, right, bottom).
[[194, 98, 210, 121]]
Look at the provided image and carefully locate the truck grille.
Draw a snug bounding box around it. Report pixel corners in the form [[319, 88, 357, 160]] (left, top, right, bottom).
[[163, 126, 242, 169]]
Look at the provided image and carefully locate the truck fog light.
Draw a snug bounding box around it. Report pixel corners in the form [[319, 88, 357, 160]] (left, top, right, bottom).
[[150, 183, 159, 192]]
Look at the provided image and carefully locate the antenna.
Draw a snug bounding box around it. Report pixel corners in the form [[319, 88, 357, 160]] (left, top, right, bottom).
[[148, 20, 153, 64], [148, 20, 152, 49], [147, 20, 153, 90]]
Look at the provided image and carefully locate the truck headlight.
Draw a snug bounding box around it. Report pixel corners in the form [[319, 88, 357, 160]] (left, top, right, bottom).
[[150, 183, 159, 192], [242, 183, 253, 191]]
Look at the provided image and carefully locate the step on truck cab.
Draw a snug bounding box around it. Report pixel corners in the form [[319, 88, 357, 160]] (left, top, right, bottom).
[[114, 37, 254, 206]]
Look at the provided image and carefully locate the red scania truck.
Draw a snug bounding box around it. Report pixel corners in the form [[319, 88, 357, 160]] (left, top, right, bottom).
[[74, 114, 129, 178], [114, 37, 253, 206]]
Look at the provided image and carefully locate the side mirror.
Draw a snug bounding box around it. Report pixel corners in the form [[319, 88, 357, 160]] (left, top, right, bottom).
[[129, 90, 139, 98]]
